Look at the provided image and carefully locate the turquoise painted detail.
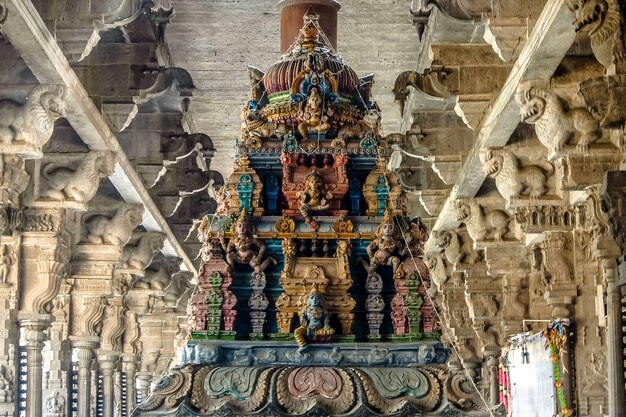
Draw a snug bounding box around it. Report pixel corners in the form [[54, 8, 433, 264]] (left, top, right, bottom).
[[374, 176, 389, 215], [282, 132, 299, 153], [236, 174, 254, 209], [359, 132, 378, 151]]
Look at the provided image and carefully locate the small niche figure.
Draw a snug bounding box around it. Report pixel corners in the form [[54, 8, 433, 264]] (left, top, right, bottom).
[[221, 209, 276, 273], [294, 285, 335, 352], [298, 171, 332, 230], [359, 208, 403, 274]]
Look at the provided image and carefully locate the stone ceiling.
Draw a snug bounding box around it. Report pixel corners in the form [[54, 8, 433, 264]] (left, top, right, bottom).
[[167, 0, 420, 176]]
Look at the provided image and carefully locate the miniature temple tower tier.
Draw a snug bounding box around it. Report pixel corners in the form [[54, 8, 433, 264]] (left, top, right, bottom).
[[189, 5, 434, 345]]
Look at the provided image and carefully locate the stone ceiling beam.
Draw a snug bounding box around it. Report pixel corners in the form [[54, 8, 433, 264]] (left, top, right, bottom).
[[425, 0, 576, 250], [1, 0, 196, 274]]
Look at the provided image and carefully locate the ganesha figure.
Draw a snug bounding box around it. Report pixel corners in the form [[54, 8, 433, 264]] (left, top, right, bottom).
[[294, 285, 335, 352], [360, 209, 404, 274], [221, 209, 276, 273], [298, 171, 333, 229]]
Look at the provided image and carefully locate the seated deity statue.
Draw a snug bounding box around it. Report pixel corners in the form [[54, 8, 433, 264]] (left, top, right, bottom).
[[294, 285, 335, 352], [221, 209, 276, 273], [360, 209, 403, 274]]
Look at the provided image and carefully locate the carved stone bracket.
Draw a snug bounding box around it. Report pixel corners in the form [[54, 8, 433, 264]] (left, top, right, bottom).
[[0, 85, 68, 158]]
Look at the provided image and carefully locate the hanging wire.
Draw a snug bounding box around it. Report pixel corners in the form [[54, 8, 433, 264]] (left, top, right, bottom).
[[368, 78, 497, 414]]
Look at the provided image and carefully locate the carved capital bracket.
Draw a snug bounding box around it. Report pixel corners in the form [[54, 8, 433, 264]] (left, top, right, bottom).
[[20, 210, 71, 315], [0, 85, 68, 158]]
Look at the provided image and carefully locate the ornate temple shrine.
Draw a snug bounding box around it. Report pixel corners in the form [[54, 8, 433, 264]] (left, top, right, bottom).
[[134, 2, 487, 416]]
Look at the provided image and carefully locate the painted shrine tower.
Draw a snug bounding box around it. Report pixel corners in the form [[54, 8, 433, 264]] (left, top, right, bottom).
[[134, 2, 488, 416]]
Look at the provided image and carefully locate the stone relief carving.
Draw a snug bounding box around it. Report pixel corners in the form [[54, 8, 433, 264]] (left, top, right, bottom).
[[481, 148, 553, 203], [0, 155, 29, 208], [139, 257, 181, 290], [83, 203, 144, 245], [120, 232, 166, 271], [45, 390, 65, 417], [0, 364, 13, 403], [0, 244, 16, 285], [22, 208, 62, 232], [566, 0, 626, 68], [425, 254, 449, 294], [78, 296, 107, 337], [431, 229, 481, 267], [515, 83, 600, 157], [41, 151, 115, 204], [454, 199, 511, 242], [0, 85, 68, 156]]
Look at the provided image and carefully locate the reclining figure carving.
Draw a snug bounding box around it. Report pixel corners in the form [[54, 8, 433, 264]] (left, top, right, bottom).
[[481, 148, 553, 203], [455, 199, 511, 242], [0, 85, 67, 151], [83, 203, 144, 246], [515, 83, 600, 157], [42, 151, 115, 203], [566, 0, 626, 68]]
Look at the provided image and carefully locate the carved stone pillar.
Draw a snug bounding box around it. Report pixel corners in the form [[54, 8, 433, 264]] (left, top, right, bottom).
[[135, 372, 152, 404], [43, 279, 73, 417], [70, 338, 98, 417], [97, 354, 118, 417], [18, 315, 51, 417], [598, 172, 626, 417], [0, 228, 19, 417], [99, 272, 129, 417], [121, 355, 137, 416], [19, 208, 70, 417]]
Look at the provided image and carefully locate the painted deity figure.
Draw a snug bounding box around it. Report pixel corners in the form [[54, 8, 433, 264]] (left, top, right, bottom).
[[299, 172, 333, 229], [294, 285, 335, 352], [221, 209, 276, 273], [298, 86, 332, 137], [360, 209, 403, 273]]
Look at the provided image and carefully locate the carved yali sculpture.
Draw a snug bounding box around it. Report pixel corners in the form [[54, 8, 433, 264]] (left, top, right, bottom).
[[455, 199, 511, 242], [360, 209, 404, 274], [0, 84, 67, 156], [118, 230, 164, 274], [481, 148, 553, 203], [41, 151, 115, 204], [221, 209, 276, 274], [83, 203, 144, 246], [566, 0, 626, 68], [294, 285, 335, 351], [515, 83, 600, 157]]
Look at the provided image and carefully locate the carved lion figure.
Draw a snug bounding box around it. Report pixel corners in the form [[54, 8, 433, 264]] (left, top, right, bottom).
[[0, 85, 67, 148], [83, 203, 144, 245], [455, 199, 510, 242], [42, 151, 115, 202], [431, 229, 481, 267], [566, 0, 626, 68], [481, 148, 553, 203], [515, 83, 600, 156], [138, 257, 181, 290], [121, 232, 165, 271]]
